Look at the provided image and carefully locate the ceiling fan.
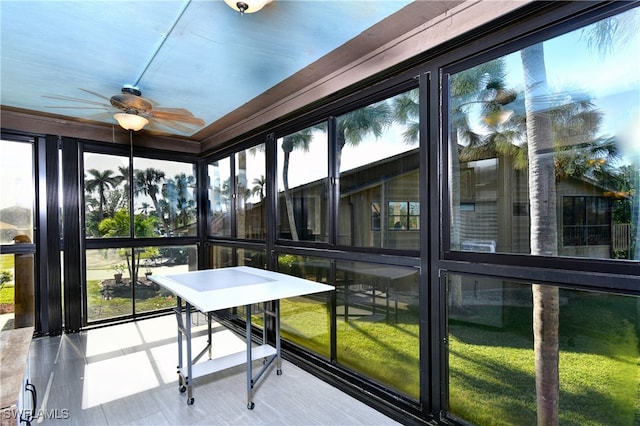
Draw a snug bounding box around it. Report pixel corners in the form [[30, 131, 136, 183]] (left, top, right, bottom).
[[44, 87, 205, 133]]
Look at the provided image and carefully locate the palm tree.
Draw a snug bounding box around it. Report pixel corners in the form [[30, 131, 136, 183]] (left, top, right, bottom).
[[138, 202, 152, 215], [85, 168, 120, 221], [251, 175, 266, 201], [103, 188, 127, 219], [520, 12, 634, 422], [279, 103, 394, 241], [446, 51, 561, 424], [453, 56, 609, 426], [171, 173, 196, 229], [392, 88, 420, 144], [459, 88, 617, 181], [134, 168, 170, 235], [281, 130, 314, 240], [236, 150, 248, 238], [449, 41, 626, 424], [117, 165, 130, 207], [159, 173, 195, 233], [335, 101, 393, 172], [161, 179, 178, 231], [520, 42, 560, 426]]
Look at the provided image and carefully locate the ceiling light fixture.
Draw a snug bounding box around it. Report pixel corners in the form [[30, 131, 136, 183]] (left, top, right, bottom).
[[224, 0, 271, 14], [114, 112, 149, 131]]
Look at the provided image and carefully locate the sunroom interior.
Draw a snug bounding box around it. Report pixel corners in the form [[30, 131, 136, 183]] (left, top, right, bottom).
[[1, 1, 639, 425]]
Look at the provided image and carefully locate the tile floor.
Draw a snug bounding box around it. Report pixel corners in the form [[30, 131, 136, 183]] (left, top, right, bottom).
[[24, 314, 399, 425]]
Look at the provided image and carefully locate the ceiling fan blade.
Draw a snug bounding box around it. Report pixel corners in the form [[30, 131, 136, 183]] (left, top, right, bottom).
[[44, 106, 111, 110], [150, 110, 204, 126], [42, 94, 110, 107], [78, 88, 113, 102]]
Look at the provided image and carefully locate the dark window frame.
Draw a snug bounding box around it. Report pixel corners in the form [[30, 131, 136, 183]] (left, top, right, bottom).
[[80, 140, 201, 327], [562, 196, 612, 247], [389, 201, 420, 231]]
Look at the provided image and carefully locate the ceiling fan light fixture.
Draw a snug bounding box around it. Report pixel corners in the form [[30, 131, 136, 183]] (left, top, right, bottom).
[[114, 112, 149, 131], [224, 0, 271, 14]]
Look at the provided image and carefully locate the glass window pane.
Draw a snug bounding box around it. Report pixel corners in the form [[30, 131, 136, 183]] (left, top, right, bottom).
[[236, 144, 266, 240], [87, 245, 197, 321], [237, 248, 266, 269], [447, 273, 640, 425], [209, 246, 266, 325], [86, 247, 133, 321], [448, 7, 640, 261], [338, 89, 420, 250], [336, 261, 420, 399], [135, 245, 197, 314], [209, 158, 232, 237], [84, 152, 129, 238], [277, 255, 331, 359], [277, 123, 328, 242], [210, 245, 234, 269], [209, 246, 266, 270], [134, 158, 197, 238], [1, 140, 34, 244]]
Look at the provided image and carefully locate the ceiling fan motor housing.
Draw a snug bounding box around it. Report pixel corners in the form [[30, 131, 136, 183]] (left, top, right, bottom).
[[110, 87, 152, 115], [121, 87, 141, 96]]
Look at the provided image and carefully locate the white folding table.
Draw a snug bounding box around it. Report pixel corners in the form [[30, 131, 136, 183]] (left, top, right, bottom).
[[149, 266, 334, 409]]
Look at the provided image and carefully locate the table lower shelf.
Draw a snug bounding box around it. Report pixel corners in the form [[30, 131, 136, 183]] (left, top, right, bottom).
[[180, 344, 277, 379]]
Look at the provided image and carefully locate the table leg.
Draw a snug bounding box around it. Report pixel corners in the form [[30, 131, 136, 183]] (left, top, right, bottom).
[[185, 303, 194, 405], [275, 299, 282, 374], [207, 312, 213, 359], [175, 298, 194, 405], [246, 303, 255, 409], [176, 297, 185, 394]]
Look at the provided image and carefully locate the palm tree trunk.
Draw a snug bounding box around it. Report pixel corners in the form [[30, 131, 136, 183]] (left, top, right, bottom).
[[521, 43, 560, 426], [237, 151, 247, 238], [149, 194, 171, 236], [282, 151, 300, 241], [99, 191, 106, 220], [449, 130, 463, 311], [532, 283, 559, 425]]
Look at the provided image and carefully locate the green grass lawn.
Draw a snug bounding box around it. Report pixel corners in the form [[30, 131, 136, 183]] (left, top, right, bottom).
[[448, 292, 640, 425], [336, 312, 420, 398], [1, 254, 14, 270], [277, 290, 639, 425], [1, 255, 15, 311], [0, 284, 15, 305], [280, 296, 421, 398], [86, 279, 174, 321]]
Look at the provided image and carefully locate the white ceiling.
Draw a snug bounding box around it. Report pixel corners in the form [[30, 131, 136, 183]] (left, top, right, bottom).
[[1, 0, 415, 140]]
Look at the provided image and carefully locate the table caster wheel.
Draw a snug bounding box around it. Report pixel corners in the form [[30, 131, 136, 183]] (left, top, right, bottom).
[[179, 385, 187, 393], [276, 369, 282, 376], [247, 402, 255, 410], [187, 397, 195, 405]]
